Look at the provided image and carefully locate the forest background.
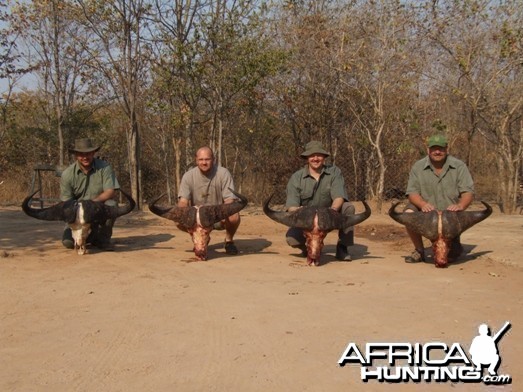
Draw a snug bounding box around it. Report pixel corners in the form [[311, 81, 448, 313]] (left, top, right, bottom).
[[0, 0, 522, 214]]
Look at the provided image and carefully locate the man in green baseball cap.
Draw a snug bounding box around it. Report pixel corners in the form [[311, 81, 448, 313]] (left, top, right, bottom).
[[402, 134, 475, 263]]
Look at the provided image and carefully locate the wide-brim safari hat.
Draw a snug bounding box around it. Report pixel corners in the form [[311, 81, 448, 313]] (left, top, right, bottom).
[[68, 138, 101, 154], [300, 140, 330, 158]]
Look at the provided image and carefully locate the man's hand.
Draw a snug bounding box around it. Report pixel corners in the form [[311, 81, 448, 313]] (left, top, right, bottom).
[[420, 203, 436, 212]]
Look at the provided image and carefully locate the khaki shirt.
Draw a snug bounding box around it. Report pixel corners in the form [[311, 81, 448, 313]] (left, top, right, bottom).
[[60, 158, 120, 201], [178, 165, 236, 206], [285, 164, 348, 208], [406, 155, 474, 210]]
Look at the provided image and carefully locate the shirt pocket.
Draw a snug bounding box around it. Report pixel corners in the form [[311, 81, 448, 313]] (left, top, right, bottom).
[[319, 184, 332, 199], [300, 189, 314, 203]]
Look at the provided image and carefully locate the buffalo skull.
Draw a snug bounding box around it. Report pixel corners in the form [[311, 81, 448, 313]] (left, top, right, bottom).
[[149, 189, 247, 261], [388, 202, 492, 267], [22, 189, 136, 255], [263, 196, 371, 266]]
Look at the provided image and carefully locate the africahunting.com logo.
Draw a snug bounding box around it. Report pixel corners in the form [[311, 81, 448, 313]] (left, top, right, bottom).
[[338, 322, 512, 385]]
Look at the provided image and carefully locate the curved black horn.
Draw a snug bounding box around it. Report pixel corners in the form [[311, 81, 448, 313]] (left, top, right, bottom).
[[342, 200, 372, 229], [263, 193, 312, 228], [264, 195, 373, 230], [264, 194, 368, 230], [441, 201, 493, 239], [314, 201, 372, 231], [118, 189, 136, 216], [198, 189, 248, 227], [22, 190, 77, 222], [149, 194, 198, 228], [388, 202, 440, 241], [104, 189, 136, 219]]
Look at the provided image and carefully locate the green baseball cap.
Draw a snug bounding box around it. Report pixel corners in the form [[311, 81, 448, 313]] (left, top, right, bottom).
[[427, 134, 448, 148]]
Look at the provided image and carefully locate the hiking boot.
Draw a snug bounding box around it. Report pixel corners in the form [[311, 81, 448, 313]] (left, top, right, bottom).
[[296, 245, 307, 257], [335, 243, 352, 261], [93, 241, 115, 251], [405, 248, 425, 263], [62, 228, 74, 249], [62, 239, 74, 249], [224, 241, 238, 255]]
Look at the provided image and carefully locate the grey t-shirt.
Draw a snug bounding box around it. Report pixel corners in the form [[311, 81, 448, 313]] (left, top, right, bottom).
[[178, 165, 236, 206]]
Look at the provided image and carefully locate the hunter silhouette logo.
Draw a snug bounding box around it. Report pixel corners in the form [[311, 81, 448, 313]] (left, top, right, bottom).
[[469, 322, 510, 377], [338, 321, 512, 384]]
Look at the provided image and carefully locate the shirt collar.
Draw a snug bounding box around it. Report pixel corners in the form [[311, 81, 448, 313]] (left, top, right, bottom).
[[422, 156, 456, 171], [199, 164, 217, 179], [74, 159, 96, 175], [302, 164, 331, 178]]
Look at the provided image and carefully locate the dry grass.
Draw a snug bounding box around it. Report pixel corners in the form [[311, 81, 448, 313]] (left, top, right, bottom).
[[0, 178, 27, 206]]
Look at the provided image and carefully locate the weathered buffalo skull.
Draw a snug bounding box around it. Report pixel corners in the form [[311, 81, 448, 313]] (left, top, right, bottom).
[[22, 190, 135, 255], [149, 189, 247, 261], [263, 196, 371, 265], [388, 202, 492, 267]]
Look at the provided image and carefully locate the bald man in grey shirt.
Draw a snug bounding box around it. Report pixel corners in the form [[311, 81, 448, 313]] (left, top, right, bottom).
[[178, 147, 241, 255]]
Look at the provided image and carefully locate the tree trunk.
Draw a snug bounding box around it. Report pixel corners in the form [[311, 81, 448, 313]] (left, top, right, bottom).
[[217, 116, 223, 167], [128, 112, 141, 210], [374, 124, 386, 213], [160, 134, 171, 204], [184, 115, 194, 168], [51, 0, 65, 168], [173, 135, 182, 199]]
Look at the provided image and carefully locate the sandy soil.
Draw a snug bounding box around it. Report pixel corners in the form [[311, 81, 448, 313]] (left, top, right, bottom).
[[1, 201, 522, 392]]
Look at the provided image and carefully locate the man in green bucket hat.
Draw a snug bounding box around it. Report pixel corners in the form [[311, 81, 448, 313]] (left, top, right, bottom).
[[284, 140, 356, 261]]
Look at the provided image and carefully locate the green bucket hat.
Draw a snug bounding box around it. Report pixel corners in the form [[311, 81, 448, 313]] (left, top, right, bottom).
[[427, 134, 448, 148], [300, 141, 330, 158], [69, 138, 101, 154]]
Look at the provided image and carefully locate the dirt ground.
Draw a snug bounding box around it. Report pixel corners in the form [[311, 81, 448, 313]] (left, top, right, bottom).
[[1, 201, 522, 392]]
